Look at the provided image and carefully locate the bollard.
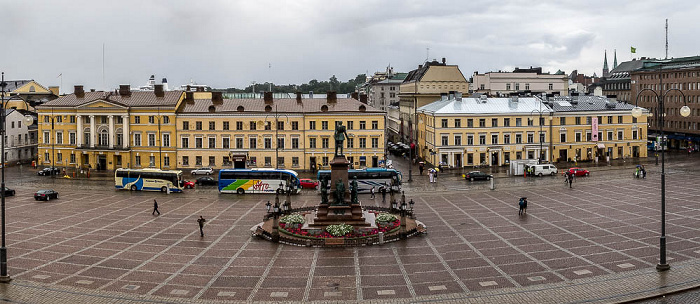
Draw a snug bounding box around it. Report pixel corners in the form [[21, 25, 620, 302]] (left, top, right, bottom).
[[490, 177, 495, 190], [378, 232, 385, 245]]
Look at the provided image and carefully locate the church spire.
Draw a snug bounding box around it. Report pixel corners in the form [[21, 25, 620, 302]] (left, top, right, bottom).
[[613, 49, 618, 69], [603, 50, 610, 78]]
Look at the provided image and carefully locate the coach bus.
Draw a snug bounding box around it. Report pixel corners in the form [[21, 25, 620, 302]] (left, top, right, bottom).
[[115, 168, 184, 193], [317, 168, 402, 193], [218, 168, 301, 194]]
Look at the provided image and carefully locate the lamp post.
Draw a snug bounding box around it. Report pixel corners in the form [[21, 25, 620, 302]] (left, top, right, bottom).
[[264, 105, 288, 169], [157, 107, 162, 169], [632, 63, 691, 272], [531, 108, 547, 164], [1, 72, 35, 282], [408, 119, 413, 182]]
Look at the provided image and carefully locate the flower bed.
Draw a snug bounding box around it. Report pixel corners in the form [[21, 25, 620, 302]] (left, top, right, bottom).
[[278, 212, 401, 239]]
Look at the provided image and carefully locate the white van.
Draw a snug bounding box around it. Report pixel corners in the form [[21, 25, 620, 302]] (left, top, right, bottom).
[[532, 164, 557, 176]]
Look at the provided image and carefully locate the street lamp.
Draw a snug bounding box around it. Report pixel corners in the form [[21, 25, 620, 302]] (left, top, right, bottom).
[[632, 65, 691, 271], [1, 72, 35, 282], [263, 105, 289, 169], [530, 108, 548, 164], [408, 119, 413, 182]]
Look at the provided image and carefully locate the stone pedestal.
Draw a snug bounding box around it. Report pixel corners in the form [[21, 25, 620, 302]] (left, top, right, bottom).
[[314, 155, 367, 226]]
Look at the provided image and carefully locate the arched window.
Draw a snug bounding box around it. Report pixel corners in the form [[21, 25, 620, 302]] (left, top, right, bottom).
[[99, 129, 109, 146]]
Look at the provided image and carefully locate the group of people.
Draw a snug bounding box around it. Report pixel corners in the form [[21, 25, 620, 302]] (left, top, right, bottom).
[[153, 199, 207, 237], [635, 165, 647, 179], [564, 171, 575, 188]]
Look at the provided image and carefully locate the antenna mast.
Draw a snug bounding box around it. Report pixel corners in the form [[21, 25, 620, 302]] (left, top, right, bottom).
[[665, 19, 668, 59], [425, 47, 430, 62]]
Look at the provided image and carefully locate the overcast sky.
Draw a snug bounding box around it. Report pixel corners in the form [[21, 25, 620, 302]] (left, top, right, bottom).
[[2, 0, 699, 93]]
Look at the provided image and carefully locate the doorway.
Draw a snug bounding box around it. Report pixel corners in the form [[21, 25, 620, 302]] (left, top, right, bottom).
[[98, 155, 107, 171], [372, 156, 378, 168], [454, 153, 462, 168], [310, 157, 317, 172], [491, 151, 499, 166], [559, 149, 568, 162]]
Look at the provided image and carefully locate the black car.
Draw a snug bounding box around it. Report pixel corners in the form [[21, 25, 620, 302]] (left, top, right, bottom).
[[196, 176, 217, 186], [34, 189, 59, 201], [464, 171, 493, 181], [2, 187, 15, 197], [37, 167, 60, 176]]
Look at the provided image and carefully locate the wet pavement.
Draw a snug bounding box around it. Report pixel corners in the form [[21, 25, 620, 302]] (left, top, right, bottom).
[[1, 152, 700, 303]]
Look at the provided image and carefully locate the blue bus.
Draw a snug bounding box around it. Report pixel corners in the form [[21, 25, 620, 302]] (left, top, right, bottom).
[[317, 168, 402, 193], [115, 168, 184, 193], [218, 168, 301, 194]]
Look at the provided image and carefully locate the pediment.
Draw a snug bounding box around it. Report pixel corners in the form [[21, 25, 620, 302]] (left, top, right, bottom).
[[77, 99, 128, 109]]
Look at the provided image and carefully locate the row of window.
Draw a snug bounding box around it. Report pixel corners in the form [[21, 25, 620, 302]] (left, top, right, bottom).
[[436, 116, 633, 128], [42, 115, 171, 125], [479, 83, 556, 91], [182, 155, 301, 168], [44, 153, 172, 168], [180, 136, 380, 149], [42, 131, 170, 147], [181, 120, 380, 131], [435, 129, 640, 146]]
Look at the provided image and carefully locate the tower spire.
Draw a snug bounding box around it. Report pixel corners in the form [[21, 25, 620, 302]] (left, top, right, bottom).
[[603, 50, 610, 78], [613, 49, 618, 69]]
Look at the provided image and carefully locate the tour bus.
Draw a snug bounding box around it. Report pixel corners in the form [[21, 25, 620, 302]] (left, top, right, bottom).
[[218, 168, 301, 194], [115, 168, 184, 193], [317, 168, 402, 193]]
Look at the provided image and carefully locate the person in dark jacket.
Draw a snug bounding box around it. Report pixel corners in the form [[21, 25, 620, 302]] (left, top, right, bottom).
[[152, 199, 160, 215]]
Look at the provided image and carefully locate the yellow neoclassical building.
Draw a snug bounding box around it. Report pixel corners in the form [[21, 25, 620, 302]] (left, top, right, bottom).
[[36, 85, 183, 171], [176, 92, 386, 171], [417, 94, 647, 168]]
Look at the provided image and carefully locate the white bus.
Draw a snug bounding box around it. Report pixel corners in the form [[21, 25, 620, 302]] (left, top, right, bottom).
[[115, 168, 184, 193], [218, 168, 300, 194]]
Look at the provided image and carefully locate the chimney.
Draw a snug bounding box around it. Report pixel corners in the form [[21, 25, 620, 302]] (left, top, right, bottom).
[[119, 85, 131, 97], [449, 91, 455, 100], [440, 93, 448, 101], [151, 84, 163, 97], [196, 87, 204, 92], [161, 78, 168, 91], [185, 91, 194, 104], [186, 85, 191, 92], [455, 91, 462, 101], [359, 94, 367, 104], [74, 85, 84, 98], [264, 91, 273, 104], [418, 65, 423, 69], [212, 91, 223, 104], [295, 92, 302, 103], [351, 92, 359, 100], [327, 91, 337, 103], [442, 57, 446, 64]]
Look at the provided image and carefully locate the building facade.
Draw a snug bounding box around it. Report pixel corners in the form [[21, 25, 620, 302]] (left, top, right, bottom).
[[3, 109, 37, 164], [631, 56, 700, 149], [37, 85, 182, 172], [393, 58, 468, 145], [416, 94, 647, 168], [177, 92, 386, 171], [470, 67, 569, 97]]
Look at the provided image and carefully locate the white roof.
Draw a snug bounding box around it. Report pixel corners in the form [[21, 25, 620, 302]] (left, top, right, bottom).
[[418, 97, 552, 115]]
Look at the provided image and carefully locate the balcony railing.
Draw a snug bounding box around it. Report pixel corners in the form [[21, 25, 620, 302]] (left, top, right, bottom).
[[75, 144, 130, 151]]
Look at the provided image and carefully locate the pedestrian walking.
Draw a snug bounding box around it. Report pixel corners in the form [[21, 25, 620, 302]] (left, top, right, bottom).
[[428, 169, 434, 183], [419, 163, 424, 175], [518, 197, 525, 216], [370, 187, 375, 199], [568, 172, 573, 188], [197, 216, 206, 237], [380, 185, 387, 203], [522, 198, 527, 214], [152, 199, 160, 215]]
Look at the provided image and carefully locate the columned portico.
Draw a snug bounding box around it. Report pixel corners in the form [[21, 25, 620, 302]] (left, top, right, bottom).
[[108, 115, 114, 149], [122, 115, 129, 149], [76, 115, 83, 147], [89, 115, 95, 148]]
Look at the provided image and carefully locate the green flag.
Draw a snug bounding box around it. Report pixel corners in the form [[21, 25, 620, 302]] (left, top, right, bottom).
[[631, 46, 636, 53]]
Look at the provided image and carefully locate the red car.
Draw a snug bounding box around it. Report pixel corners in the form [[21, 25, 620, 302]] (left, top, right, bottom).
[[182, 180, 195, 189], [299, 178, 319, 189], [566, 167, 590, 177]]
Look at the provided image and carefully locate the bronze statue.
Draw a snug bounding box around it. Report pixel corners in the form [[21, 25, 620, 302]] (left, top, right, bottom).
[[351, 176, 359, 205], [335, 178, 345, 205], [320, 177, 329, 205], [334, 122, 349, 156]]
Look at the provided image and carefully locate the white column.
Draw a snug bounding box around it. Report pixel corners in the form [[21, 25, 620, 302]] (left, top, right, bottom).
[[90, 115, 95, 148], [108, 115, 114, 149], [123, 115, 129, 149], [76, 115, 83, 147]]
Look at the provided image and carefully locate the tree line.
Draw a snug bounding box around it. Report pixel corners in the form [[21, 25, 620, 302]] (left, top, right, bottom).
[[221, 74, 367, 94]]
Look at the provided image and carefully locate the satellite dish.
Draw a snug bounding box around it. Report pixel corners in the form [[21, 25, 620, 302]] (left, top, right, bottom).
[[23, 115, 34, 126]]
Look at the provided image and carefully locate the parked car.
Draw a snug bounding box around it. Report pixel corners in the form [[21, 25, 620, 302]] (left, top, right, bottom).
[[2, 187, 15, 197], [191, 167, 214, 175], [463, 171, 493, 181], [196, 176, 217, 186], [37, 167, 60, 176], [34, 189, 59, 201], [566, 167, 590, 177], [182, 180, 196, 189], [299, 178, 319, 189]]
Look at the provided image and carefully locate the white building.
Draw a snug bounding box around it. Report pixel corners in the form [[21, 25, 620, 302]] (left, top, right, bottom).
[[3, 109, 37, 164], [470, 67, 569, 96]]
